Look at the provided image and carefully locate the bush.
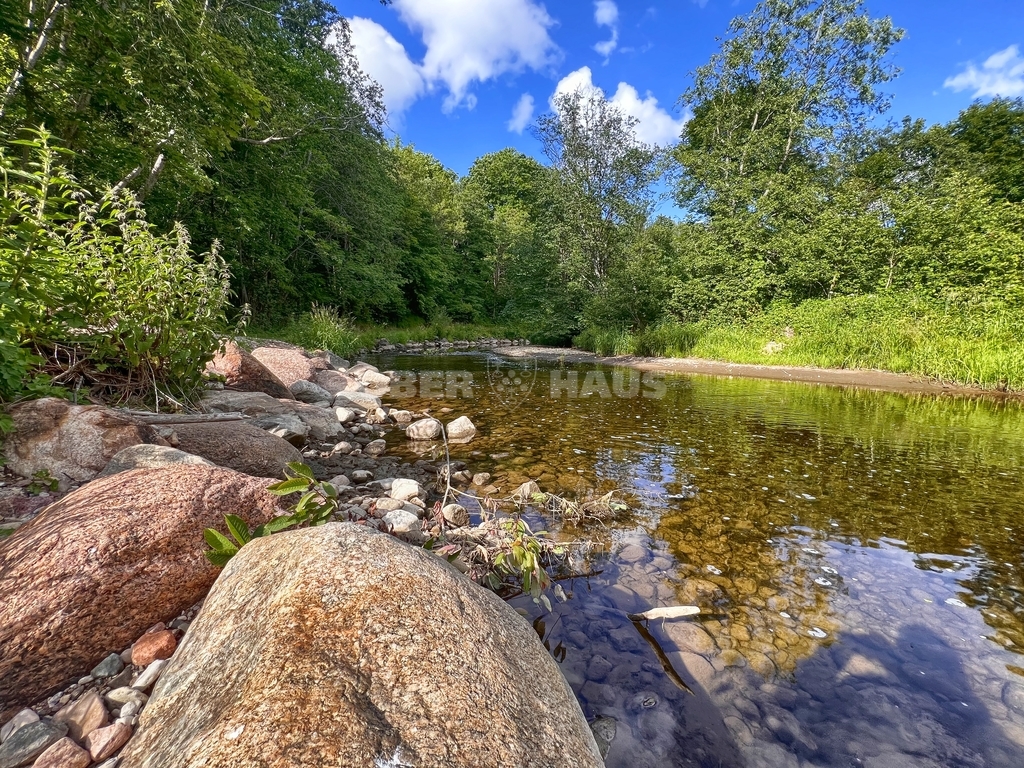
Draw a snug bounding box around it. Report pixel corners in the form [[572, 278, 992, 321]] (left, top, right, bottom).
[[0, 130, 236, 406]]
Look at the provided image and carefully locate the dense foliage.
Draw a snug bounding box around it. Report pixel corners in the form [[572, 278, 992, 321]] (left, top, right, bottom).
[[1, 0, 1021, 394]]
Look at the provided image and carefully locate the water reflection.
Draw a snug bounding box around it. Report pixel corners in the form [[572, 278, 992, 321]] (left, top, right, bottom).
[[372, 353, 1024, 766]]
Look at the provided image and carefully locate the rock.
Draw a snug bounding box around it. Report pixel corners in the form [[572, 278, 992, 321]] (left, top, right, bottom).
[[0, 710, 38, 743], [446, 416, 476, 441], [330, 441, 354, 455], [205, 341, 294, 399], [389, 479, 422, 502], [53, 691, 108, 742], [311, 351, 349, 370], [31, 737, 91, 768], [0, 466, 278, 719], [249, 347, 328, 388], [333, 407, 356, 424], [116, 524, 603, 768], [381, 509, 421, 535], [406, 418, 442, 441], [441, 504, 470, 527], [333, 392, 382, 412], [250, 414, 308, 447], [313, 370, 363, 395], [374, 498, 406, 513], [104, 689, 148, 711], [202, 391, 344, 443], [2, 398, 162, 491], [0, 720, 67, 768], [351, 470, 374, 484], [590, 716, 617, 760], [83, 723, 132, 762], [471, 472, 491, 486], [389, 410, 413, 425], [359, 370, 391, 389], [131, 631, 176, 667], [365, 408, 388, 425], [365, 439, 387, 457], [132, 660, 167, 692], [97, 445, 213, 478], [326, 475, 351, 489], [170, 422, 302, 479], [346, 361, 379, 378], [288, 380, 333, 405], [512, 480, 541, 502]]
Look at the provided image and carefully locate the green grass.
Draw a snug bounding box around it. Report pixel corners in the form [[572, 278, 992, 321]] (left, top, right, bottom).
[[575, 293, 1024, 391], [250, 304, 526, 360]]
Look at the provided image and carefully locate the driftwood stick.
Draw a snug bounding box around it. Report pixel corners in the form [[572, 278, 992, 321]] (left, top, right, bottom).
[[114, 410, 248, 425]]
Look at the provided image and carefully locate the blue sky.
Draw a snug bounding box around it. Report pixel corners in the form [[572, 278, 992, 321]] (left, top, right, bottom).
[[334, 0, 1024, 176]]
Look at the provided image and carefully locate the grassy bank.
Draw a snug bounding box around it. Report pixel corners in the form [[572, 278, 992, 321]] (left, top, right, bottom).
[[250, 305, 526, 360], [574, 293, 1024, 391]]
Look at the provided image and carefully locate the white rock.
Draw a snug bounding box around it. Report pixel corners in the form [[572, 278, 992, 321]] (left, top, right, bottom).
[[405, 418, 441, 441], [132, 659, 167, 691], [365, 439, 387, 456], [0, 709, 39, 743], [382, 509, 420, 535], [446, 416, 476, 441], [360, 370, 392, 388], [103, 687, 148, 710], [389, 410, 414, 425], [334, 407, 356, 424], [326, 475, 351, 488], [331, 441, 355, 455], [389, 479, 422, 502], [442, 504, 470, 527], [374, 498, 406, 513], [333, 392, 382, 412]]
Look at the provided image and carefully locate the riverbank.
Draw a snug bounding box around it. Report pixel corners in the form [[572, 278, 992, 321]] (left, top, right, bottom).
[[496, 345, 1024, 399]]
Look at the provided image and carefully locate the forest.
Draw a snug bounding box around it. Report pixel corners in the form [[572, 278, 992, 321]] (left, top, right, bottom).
[[1, 0, 1022, 409]]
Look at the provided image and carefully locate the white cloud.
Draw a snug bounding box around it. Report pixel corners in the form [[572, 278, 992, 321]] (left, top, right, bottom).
[[944, 44, 1024, 98], [392, 0, 559, 112], [347, 17, 425, 118], [593, 0, 619, 59], [551, 66, 687, 146], [508, 93, 535, 133]]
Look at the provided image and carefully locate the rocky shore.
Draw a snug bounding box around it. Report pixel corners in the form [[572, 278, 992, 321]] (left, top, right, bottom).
[[0, 340, 604, 767]]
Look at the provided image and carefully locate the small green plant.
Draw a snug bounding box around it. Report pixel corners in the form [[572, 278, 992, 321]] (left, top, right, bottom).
[[487, 517, 559, 611], [203, 463, 341, 565], [26, 469, 58, 495]]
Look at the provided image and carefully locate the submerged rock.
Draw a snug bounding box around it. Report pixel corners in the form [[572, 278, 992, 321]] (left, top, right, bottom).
[[117, 524, 603, 768]]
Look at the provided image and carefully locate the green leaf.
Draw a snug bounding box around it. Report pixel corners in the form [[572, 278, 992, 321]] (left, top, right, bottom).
[[286, 462, 315, 480], [205, 549, 236, 567], [224, 515, 252, 546], [203, 528, 237, 553], [253, 514, 300, 537], [267, 477, 310, 495]]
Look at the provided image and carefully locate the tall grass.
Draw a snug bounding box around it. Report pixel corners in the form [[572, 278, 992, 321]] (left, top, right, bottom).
[[575, 293, 1024, 390], [253, 305, 525, 359]]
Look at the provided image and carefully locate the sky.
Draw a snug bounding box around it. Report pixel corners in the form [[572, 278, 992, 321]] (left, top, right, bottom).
[[334, 0, 1024, 177]]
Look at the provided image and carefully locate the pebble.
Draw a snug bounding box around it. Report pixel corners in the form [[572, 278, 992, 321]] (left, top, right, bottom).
[[441, 504, 469, 527], [131, 630, 176, 666], [83, 722, 132, 761], [90, 653, 124, 679], [103, 688, 148, 710], [132, 659, 168, 691], [389, 478, 422, 502]]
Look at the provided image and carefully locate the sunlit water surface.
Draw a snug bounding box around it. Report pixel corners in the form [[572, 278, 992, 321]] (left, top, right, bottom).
[[370, 352, 1024, 768]]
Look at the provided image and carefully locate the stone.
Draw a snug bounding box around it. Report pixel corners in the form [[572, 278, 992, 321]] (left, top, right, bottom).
[[330, 441, 354, 455], [97, 444, 213, 478], [389, 479, 422, 502], [389, 410, 414, 425], [205, 341, 294, 399], [83, 723, 132, 762], [132, 660, 168, 692], [250, 414, 308, 447], [202, 391, 344, 443], [381, 509, 421, 535], [590, 717, 617, 760], [365, 439, 387, 457], [31, 737, 91, 768], [333, 407, 356, 424], [249, 347, 328, 388], [0, 466, 278, 719], [104, 689, 148, 711], [441, 504, 470, 527], [445, 416, 476, 441], [374, 498, 406, 513], [405, 418, 442, 441], [346, 361, 379, 378], [359, 370, 391, 389], [326, 475, 351, 489], [332, 392, 382, 412], [53, 691, 108, 742], [116, 524, 603, 768], [288, 379, 333, 405], [131, 631, 176, 666], [0, 720, 67, 768], [471, 472, 491, 486], [170, 422, 302, 479], [351, 470, 374, 484], [0, 710, 38, 744], [2, 398, 162, 491], [512, 480, 541, 502], [311, 351, 349, 370], [313, 370, 364, 395]]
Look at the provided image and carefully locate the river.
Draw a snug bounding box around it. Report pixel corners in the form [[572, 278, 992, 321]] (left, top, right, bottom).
[[370, 351, 1024, 768]]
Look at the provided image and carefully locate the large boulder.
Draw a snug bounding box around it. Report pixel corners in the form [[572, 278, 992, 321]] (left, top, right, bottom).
[[171, 422, 303, 478], [205, 341, 294, 399], [312, 370, 364, 395], [288, 380, 332, 405], [117, 524, 603, 768], [97, 444, 213, 478], [202, 391, 344, 442], [332, 391, 382, 412], [0, 466, 280, 719], [249, 347, 328, 387], [2, 398, 162, 491]]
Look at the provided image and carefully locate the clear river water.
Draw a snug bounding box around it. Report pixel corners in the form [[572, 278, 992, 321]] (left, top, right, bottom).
[[370, 351, 1024, 768]]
